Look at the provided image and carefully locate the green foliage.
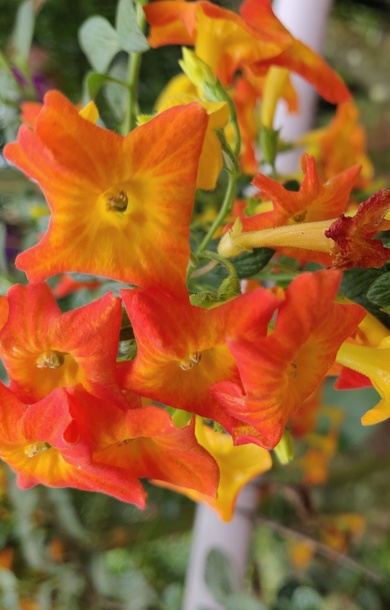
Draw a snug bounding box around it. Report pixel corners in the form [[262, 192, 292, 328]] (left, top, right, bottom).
[[341, 266, 390, 328], [78, 0, 148, 73], [366, 271, 390, 314], [12, 0, 35, 66]]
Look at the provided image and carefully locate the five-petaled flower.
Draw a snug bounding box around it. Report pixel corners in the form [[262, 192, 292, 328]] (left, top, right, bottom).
[[4, 91, 208, 296]]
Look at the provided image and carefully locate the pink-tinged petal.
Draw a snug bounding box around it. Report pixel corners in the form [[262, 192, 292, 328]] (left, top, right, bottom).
[[325, 189, 390, 270]]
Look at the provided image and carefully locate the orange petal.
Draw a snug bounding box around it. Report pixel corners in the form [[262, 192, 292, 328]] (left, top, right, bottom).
[[4, 91, 208, 296]]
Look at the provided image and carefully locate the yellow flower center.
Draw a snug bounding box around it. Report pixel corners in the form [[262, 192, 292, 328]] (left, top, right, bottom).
[[24, 442, 51, 458], [36, 350, 65, 369], [179, 352, 202, 371]]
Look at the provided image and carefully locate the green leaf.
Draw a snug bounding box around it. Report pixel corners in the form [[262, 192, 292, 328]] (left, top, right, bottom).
[[226, 593, 267, 610], [367, 271, 390, 311], [204, 548, 238, 603], [78, 16, 121, 73], [104, 58, 128, 122], [231, 247, 275, 279], [341, 267, 390, 329], [291, 586, 323, 610], [85, 70, 128, 100], [12, 0, 35, 61], [189, 290, 219, 307], [115, 0, 149, 54]]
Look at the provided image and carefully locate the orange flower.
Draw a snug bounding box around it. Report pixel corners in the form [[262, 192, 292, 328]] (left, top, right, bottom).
[[222, 155, 360, 267], [251, 154, 361, 227], [4, 91, 208, 296], [0, 383, 149, 505], [0, 383, 219, 507], [145, 0, 350, 104], [119, 286, 279, 433], [240, 0, 349, 104], [219, 189, 390, 271], [300, 100, 374, 188], [0, 283, 122, 403], [69, 386, 220, 501], [211, 271, 365, 449]]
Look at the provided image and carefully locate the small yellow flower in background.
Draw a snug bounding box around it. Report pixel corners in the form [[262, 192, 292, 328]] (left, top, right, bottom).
[[156, 75, 230, 190], [260, 66, 290, 130]]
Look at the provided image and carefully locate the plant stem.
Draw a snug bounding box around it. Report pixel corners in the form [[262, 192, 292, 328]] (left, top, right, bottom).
[[195, 171, 238, 257], [122, 3, 146, 135]]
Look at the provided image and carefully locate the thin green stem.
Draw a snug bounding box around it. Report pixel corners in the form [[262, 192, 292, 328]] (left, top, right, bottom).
[[122, 3, 146, 135], [195, 171, 238, 258], [225, 94, 241, 158]]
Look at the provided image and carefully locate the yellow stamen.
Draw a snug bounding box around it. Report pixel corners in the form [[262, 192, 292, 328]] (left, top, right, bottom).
[[179, 352, 202, 371], [24, 442, 51, 458], [36, 350, 65, 369]]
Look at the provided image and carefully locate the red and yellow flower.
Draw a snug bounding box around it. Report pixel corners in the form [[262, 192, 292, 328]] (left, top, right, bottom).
[[145, 0, 350, 104], [211, 271, 365, 448], [0, 282, 122, 403], [119, 286, 280, 434]]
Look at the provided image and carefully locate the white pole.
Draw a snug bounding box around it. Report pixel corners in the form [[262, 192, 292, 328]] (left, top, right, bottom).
[[182, 2, 334, 608], [273, 0, 334, 172], [182, 483, 258, 610]]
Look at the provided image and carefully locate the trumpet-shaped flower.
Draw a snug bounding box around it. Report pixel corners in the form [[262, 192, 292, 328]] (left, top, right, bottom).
[[4, 91, 208, 296], [0, 383, 219, 506], [219, 189, 390, 271], [221, 154, 360, 265], [119, 286, 280, 433], [0, 282, 122, 403], [68, 386, 220, 501], [0, 383, 148, 504], [251, 154, 361, 227], [211, 271, 365, 449], [145, 0, 350, 104], [336, 336, 390, 425], [153, 417, 272, 521]]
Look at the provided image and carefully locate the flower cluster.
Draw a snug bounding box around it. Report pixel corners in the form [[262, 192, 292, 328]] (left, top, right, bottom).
[[1, 0, 390, 521]]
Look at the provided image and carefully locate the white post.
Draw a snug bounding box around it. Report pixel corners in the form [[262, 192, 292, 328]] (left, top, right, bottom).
[[182, 483, 258, 610], [273, 0, 334, 172], [182, 2, 333, 608]]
